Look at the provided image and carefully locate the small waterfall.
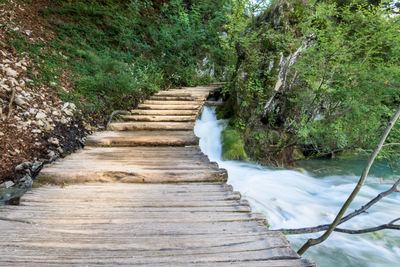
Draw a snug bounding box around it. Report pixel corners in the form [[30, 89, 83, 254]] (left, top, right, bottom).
[[195, 106, 400, 267]]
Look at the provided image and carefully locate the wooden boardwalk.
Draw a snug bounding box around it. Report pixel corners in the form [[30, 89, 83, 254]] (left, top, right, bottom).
[[0, 85, 315, 266]]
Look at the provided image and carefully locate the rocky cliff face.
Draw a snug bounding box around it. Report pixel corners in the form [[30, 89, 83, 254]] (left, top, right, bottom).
[[222, 0, 311, 165]]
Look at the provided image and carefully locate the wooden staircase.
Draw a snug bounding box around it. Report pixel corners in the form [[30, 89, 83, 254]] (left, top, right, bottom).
[[0, 85, 315, 266]]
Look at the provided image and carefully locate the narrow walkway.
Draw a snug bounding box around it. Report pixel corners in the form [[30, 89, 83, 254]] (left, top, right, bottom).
[[0, 85, 314, 266]]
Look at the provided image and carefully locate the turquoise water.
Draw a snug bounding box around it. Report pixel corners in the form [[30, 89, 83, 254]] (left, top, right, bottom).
[[195, 107, 400, 267]]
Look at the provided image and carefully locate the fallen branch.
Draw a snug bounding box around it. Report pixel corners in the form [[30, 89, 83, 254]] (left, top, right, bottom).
[[6, 87, 16, 119], [274, 178, 400, 234]]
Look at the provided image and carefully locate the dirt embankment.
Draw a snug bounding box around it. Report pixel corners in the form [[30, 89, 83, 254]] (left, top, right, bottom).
[[0, 0, 92, 193]]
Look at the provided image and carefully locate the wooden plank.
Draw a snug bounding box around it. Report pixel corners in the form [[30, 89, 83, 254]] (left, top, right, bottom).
[[143, 100, 202, 105], [107, 121, 195, 131], [150, 96, 195, 101], [130, 109, 198, 115], [0, 248, 300, 265], [120, 115, 196, 122], [86, 130, 199, 146], [138, 104, 201, 110]]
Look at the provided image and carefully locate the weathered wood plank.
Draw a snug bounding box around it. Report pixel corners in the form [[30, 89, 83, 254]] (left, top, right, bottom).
[[150, 96, 195, 101], [138, 104, 201, 110], [130, 110, 199, 116], [143, 100, 202, 105], [120, 115, 197, 122], [86, 130, 199, 146], [107, 121, 195, 131]]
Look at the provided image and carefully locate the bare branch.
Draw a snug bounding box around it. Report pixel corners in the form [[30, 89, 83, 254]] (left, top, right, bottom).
[[335, 218, 400, 234], [274, 178, 400, 234]]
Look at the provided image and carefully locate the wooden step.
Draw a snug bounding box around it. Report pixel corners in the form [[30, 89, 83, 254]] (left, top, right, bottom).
[[155, 91, 192, 97], [150, 96, 195, 101], [108, 122, 195, 131], [138, 104, 201, 110], [143, 100, 202, 105], [86, 131, 199, 146], [38, 169, 228, 183], [6, 85, 313, 266], [130, 109, 198, 116], [120, 115, 196, 122]]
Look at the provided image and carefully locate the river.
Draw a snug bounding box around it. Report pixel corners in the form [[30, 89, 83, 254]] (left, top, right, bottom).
[[194, 106, 400, 267]]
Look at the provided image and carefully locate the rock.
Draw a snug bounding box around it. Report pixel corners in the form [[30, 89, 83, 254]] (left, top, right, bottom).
[[63, 102, 76, 111], [44, 123, 54, 131], [0, 82, 10, 91], [17, 174, 33, 189], [29, 108, 36, 114], [3, 67, 18, 77], [60, 118, 68, 124], [64, 109, 73, 116], [31, 129, 41, 134], [14, 97, 27, 107], [0, 132, 4, 136], [48, 150, 56, 158], [52, 110, 60, 116], [15, 164, 25, 171], [36, 120, 44, 127], [35, 111, 46, 119], [57, 147, 63, 153], [0, 106, 2, 115], [0, 181, 14, 188], [48, 137, 59, 146], [32, 161, 43, 172]]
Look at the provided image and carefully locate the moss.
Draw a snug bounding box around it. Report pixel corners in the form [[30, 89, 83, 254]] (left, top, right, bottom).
[[221, 128, 248, 160], [36, 176, 64, 186], [31, 181, 41, 188]]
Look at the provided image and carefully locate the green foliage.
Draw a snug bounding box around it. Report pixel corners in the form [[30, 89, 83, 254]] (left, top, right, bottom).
[[221, 128, 248, 160], [294, 1, 400, 156], [221, 0, 400, 164], [11, 0, 230, 115]]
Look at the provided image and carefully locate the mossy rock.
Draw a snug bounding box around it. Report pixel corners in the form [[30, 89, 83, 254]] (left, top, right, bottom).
[[221, 128, 248, 160]]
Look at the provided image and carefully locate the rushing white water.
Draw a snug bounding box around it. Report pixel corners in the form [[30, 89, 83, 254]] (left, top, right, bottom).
[[194, 106, 400, 267]]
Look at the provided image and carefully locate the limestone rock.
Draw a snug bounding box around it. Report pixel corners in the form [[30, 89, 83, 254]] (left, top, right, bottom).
[[35, 111, 46, 119], [3, 67, 18, 77], [14, 97, 27, 107], [0, 181, 14, 188], [48, 137, 59, 146]]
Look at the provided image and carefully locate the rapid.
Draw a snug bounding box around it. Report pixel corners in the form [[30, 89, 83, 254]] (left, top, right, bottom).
[[194, 106, 400, 267]]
